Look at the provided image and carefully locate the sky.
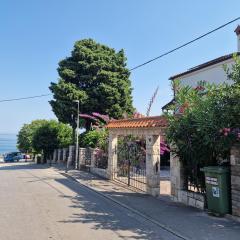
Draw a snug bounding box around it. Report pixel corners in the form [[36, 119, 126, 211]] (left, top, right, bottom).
[[1, 0, 240, 134]]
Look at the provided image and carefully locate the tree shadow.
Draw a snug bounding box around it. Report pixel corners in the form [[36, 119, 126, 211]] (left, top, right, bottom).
[[0, 162, 48, 171], [55, 173, 240, 240], [55, 178, 176, 240]]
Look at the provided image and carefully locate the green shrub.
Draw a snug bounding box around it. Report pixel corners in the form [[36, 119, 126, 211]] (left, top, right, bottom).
[[79, 129, 108, 149], [166, 56, 240, 192]]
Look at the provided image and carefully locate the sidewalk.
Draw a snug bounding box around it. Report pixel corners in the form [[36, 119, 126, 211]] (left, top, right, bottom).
[[53, 164, 240, 240]]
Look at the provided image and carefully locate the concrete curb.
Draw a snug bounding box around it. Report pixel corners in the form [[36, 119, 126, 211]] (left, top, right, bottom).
[[59, 170, 190, 240], [226, 214, 240, 223]]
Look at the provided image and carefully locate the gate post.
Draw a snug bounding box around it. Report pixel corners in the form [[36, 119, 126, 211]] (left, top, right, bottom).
[[62, 148, 66, 163], [78, 148, 86, 169], [90, 148, 96, 168], [231, 143, 240, 218], [68, 145, 75, 167], [146, 135, 160, 197], [53, 149, 57, 163], [170, 145, 185, 201], [107, 133, 118, 180], [57, 149, 61, 163]]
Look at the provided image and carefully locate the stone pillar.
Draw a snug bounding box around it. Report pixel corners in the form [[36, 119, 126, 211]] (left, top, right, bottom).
[[170, 146, 185, 201], [53, 149, 58, 163], [107, 134, 118, 180], [68, 145, 75, 167], [62, 148, 68, 163], [231, 144, 240, 217], [145, 135, 161, 197], [57, 149, 61, 163], [61, 149, 64, 162], [79, 148, 86, 169], [90, 148, 97, 168], [75, 146, 79, 170]]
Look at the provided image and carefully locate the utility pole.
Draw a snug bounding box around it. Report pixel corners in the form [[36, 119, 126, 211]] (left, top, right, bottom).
[[74, 100, 80, 169]]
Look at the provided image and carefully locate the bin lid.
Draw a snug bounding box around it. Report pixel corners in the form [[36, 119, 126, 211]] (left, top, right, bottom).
[[201, 166, 230, 174]]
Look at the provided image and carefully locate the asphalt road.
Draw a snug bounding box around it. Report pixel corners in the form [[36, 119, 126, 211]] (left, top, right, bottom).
[[0, 162, 182, 240]]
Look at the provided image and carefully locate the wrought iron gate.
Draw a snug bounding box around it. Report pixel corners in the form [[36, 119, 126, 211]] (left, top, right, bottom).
[[114, 140, 146, 191]]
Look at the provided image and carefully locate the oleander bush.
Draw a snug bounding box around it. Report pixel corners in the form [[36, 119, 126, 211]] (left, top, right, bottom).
[[166, 56, 240, 192]]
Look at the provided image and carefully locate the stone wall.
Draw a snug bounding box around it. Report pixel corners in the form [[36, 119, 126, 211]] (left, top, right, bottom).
[[90, 167, 107, 179], [53, 149, 58, 163], [57, 149, 62, 163], [177, 190, 205, 210], [78, 148, 87, 168], [54, 147, 107, 177], [231, 144, 240, 217], [62, 148, 69, 163], [68, 145, 75, 167], [170, 150, 184, 199], [170, 148, 205, 210]]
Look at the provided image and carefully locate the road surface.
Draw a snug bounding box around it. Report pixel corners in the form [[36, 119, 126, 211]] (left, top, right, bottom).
[[0, 162, 181, 240]]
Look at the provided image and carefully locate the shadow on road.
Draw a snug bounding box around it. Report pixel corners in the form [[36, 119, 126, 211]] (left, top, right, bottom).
[[54, 169, 240, 240], [0, 162, 48, 171], [2, 163, 240, 240], [55, 177, 170, 240]]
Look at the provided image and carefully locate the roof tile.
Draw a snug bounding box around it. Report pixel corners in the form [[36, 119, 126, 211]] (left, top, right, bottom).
[[106, 116, 168, 129]]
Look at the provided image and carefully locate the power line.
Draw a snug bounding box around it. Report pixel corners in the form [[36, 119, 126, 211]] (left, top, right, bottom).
[[0, 94, 52, 103], [130, 16, 240, 71], [1, 17, 240, 103]]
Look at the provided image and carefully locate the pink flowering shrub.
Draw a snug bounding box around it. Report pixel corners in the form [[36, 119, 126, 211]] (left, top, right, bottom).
[[79, 112, 110, 130], [220, 128, 240, 140], [160, 140, 170, 155], [167, 56, 240, 192]]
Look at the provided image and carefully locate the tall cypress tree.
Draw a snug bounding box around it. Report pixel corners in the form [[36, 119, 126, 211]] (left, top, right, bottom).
[[49, 39, 134, 131]]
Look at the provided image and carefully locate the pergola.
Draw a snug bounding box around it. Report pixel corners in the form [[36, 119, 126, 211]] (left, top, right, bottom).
[[106, 116, 168, 197]]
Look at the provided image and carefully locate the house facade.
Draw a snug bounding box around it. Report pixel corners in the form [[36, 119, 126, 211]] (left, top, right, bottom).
[[162, 25, 240, 111]]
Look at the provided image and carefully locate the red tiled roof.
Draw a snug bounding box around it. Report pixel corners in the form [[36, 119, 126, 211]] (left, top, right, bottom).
[[106, 116, 168, 129], [169, 52, 239, 80]]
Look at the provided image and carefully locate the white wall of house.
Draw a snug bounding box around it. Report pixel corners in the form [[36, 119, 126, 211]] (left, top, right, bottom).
[[175, 58, 235, 88]]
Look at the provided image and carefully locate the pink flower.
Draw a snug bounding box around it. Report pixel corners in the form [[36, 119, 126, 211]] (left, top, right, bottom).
[[195, 85, 205, 91], [79, 114, 97, 121]]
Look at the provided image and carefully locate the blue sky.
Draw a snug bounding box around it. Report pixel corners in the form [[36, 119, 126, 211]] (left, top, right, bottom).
[[1, 0, 240, 133]]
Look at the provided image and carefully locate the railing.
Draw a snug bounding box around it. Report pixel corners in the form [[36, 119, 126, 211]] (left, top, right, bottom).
[[79, 147, 108, 169], [94, 149, 108, 169], [186, 175, 205, 194]]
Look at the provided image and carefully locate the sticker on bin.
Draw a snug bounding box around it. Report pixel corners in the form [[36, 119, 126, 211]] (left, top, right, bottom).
[[212, 186, 220, 198], [206, 177, 218, 186]]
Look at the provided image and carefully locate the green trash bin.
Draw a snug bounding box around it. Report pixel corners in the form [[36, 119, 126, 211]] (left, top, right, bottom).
[[201, 166, 230, 215]]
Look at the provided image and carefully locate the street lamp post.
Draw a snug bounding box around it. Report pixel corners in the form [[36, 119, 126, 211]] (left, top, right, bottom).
[[74, 100, 80, 170]]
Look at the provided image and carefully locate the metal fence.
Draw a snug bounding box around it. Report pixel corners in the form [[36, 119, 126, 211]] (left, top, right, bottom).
[[114, 138, 147, 192]]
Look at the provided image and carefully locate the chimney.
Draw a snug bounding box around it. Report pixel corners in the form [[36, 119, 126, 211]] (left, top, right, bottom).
[[234, 25, 240, 52]]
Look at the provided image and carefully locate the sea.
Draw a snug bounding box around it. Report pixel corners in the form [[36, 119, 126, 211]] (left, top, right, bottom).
[[0, 133, 17, 155]]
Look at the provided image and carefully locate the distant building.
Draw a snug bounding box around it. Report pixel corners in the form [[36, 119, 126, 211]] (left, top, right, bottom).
[[162, 26, 240, 112]]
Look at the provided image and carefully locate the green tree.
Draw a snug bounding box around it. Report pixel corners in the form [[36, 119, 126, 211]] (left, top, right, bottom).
[[49, 39, 134, 132], [32, 120, 72, 161], [17, 119, 47, 153], [79, 129, 108, 149]]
